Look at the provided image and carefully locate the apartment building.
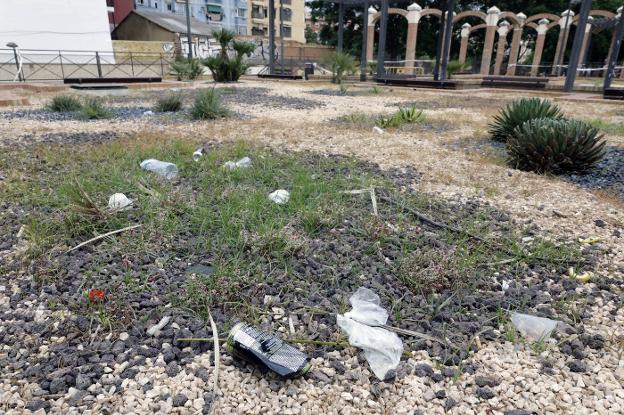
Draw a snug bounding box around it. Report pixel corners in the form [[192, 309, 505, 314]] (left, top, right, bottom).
[[134, 0, 247, 35], [248, 0, 305, 44]]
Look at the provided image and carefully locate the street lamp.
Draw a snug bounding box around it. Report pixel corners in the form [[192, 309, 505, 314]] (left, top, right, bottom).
[[6, 42, 23, 82]]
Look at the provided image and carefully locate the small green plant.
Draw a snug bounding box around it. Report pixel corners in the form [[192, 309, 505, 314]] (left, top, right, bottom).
[[47, 95, 82, 112], [201, 28, 255, 82], [338, 84, 350, 95], [171, 58, 204, 81], [367, 61, 377, 75], [508, 118, 606, 174], [446, 60, 469, 78], [190, 89, 229, 120], [155, 93, 183, 112], [375, 106, 425, 129], [79, 98, 112, 120], [489, 98, 564, 142], [369, 86, 381, 95], [323, 52, 357, 84]]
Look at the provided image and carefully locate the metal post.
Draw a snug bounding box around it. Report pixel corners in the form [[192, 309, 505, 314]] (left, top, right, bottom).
[[376, 0, 389, 77], [338, 2, 345, 52], [59, 51, 65, 79], [433, 3, 447, 80], [184, 0, 193, 59], [268, 0, 275, 74], [603, 11, 624, 90], [564, 0, 592, 92], [96, 51, 103, 78], [130, 52, 135, 76], [11, 47, 22, 82], [279, 0, 285, 73], [160, 53, 165, 76], [360, 0, 369, 81], [440, 0, 455, 82]]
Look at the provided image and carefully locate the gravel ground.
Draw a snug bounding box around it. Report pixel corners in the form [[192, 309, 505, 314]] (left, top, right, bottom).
[[0, 81, 623, 414]]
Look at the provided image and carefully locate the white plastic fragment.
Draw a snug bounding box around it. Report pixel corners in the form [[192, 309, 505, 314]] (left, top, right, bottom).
[[193, 148, 204, 162], [337, 287, 403, 380], [510, 312, 558, 341], [108, 193, 133, 211], [140, 159, 178, 179], [269, 189, 290, 204], [373, 126, 384, 135], [501, 280, 510, 292], [223, 156, 252, 170], [147, 316, 171, 336], [143, 110, 154, 116]]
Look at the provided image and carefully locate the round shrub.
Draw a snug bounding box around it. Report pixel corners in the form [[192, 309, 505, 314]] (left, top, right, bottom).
[[508, 118, 605, 174], [489, 98, 564, 142]]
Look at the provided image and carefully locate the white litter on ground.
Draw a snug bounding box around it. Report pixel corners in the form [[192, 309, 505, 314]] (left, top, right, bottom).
[[269, 189, 290, 204]]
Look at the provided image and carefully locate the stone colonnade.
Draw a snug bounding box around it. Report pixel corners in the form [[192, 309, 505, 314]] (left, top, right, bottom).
[[366, 3, 619, 76]]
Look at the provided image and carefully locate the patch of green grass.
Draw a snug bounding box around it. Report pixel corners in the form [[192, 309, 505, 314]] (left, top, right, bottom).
[[47, 95, 82, 112], [80, 98, 112, 120], [335, 106, 426, 130], [191, 89, 229, 120], [154, 93, 183, 112], [587, 118, 624, 136]]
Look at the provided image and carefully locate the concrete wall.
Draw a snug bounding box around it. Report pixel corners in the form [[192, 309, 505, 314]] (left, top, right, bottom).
[[113, 13, 175, 42], [0, 0, 113, 55], [112, 40, 173, 55]]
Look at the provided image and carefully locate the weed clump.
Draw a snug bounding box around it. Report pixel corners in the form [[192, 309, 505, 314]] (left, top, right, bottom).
[[191, 89, 229, 120], [79, 98, 112, 120], [489, 98, 563, 142], [47, 95, 82, 112], [155, 93, 183, 113]]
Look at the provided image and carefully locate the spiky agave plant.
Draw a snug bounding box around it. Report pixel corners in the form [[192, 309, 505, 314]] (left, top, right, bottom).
[[507, 118, 606, 174], [489, 98, 564, 142], [398, 106, 425, 123]]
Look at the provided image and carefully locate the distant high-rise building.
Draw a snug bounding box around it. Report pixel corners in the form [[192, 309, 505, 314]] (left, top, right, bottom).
[[134, 0, 247, 35], [247, 0, 305, 43]]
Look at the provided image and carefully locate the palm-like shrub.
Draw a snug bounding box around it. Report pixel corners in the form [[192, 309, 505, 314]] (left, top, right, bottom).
[[80, 98, 112, 120], [47, 95, 82, 112], [201, 29, 255, 82], [446, 60, 469, 78], [508, 118, 605, 174], [323, 52, 357, 84], [489, 98, 564, 142], [190, 89, 229, 120], [155, 93, 183, 112], [171, 58, 203, 81]]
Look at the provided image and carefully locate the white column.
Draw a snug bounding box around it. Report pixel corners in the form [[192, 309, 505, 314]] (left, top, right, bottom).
[[506, 12, 526, 76], [551, 9, 575, 75], [459, 23, 471, 64], [366, 6, 377, 62], [494, 20, 510, 75], [531, 19, 550, 77], [405, 3, 422, 72], [480, 6, 501, 75]]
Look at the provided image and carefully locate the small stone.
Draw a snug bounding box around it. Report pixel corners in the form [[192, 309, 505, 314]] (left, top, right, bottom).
[[49, 377, 67, 394], [286, 385, 297, 397], [476, 387, 495, 400], [594, 219, 606, 228], [423, 389, 435, 401], [504, 410, 532, 415], [435, 390, 446, 399], [310, 370, 330, 383], [166, 362, 181, 377], [613, 229, 622, 238], [445, 398, 457, 411], [26, 400, 48, 412], [75, 374, 91, 390], [119, 332, 129, 341], [172, 393, 188, 407], [413, 364, 433, 378], [567, 360, 587, 373], [475, 375, 501, 387]]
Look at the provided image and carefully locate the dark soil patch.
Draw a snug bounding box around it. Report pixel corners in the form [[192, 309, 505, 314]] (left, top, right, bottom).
[[562, 146, 624, 199]]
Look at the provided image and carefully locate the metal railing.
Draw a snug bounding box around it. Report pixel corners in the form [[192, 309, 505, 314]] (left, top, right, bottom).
[[0, 48, 177, 82]]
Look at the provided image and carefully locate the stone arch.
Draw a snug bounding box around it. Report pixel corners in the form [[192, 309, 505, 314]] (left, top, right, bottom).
[[420, 8, 442, 19], [498, 12, 523, 27], [469, 23, 487, 33], [571, 10, 615, 24], [452, 10, 487, 24], [370, 8, 409, 24], [526, 13, 560, 24]]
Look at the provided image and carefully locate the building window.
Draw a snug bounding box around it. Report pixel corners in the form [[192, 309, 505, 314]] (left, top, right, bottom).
[[281, 25, 291, 38], [236, 8, 246, 18], [282, 0, 291, 4], [281, 7, 292, 22], [252, 26, 266, 36], [154, 2, 158, 8]]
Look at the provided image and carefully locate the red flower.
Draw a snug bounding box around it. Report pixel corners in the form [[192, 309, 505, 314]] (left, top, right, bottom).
[[88, 289, 105, 303]]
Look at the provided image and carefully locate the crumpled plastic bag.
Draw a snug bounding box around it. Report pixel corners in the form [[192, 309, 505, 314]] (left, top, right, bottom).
[[510, 312, 558, 340], [337, 287, 403, 380], [269, 189, 290, 204]]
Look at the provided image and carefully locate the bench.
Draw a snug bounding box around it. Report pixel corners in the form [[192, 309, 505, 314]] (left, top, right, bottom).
[[481, 76, 549, 89], [64, 77, 161, 84], [375, 76, 457, 90], [604, 88, 624, 100], [386, 66, 425, 76], [257, 73, 303, 80]]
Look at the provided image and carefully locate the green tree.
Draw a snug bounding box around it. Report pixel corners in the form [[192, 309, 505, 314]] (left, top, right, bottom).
[[305, 26, 319, 44]]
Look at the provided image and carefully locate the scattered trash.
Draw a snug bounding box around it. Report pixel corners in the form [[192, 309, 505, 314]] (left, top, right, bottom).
[[373, 126, 384, 135], [501, 280, 510, 292], [143, 110, 154, 116], [226, 322, 311, 378], [336, 287, 403, 380], [65, 224, 142, 254], [568, 267, 592, 282], [578, 237, 600, 244], [510, 312, 558, 341], [16, 225, 26, 239], [147, 316, 171, 336], [193, 148, 204, 162], [223, 156, 252, 170], [342, 188, 378, 216], [140, 159, 178, 179], [107, 193, 133, 211], [269, 189, 290, 204]]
